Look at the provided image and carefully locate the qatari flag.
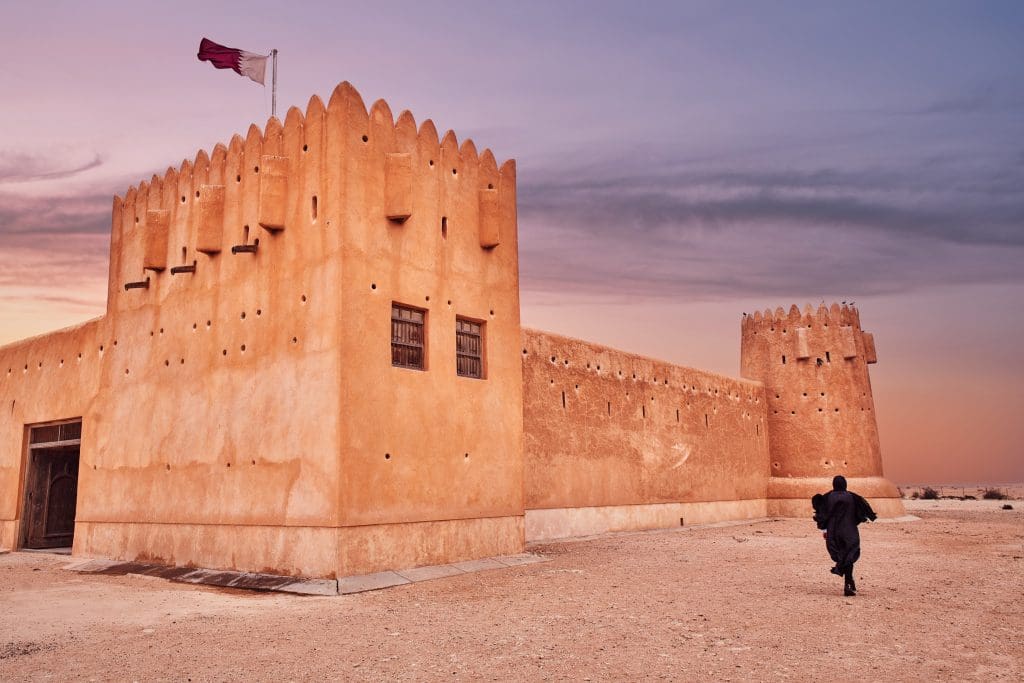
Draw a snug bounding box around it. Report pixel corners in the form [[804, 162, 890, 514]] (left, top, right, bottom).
[[197, 37, 268, 85]]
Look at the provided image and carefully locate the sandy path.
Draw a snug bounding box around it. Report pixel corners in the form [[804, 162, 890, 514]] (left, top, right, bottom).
[[2, 506, 1021, 681]]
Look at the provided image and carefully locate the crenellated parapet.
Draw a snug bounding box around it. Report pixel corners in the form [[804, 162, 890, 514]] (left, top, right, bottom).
[[109, 81, 518, 316], [741, 303, 876, 366]]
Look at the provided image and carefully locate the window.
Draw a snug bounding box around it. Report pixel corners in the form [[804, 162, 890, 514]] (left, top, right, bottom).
[[391, 304, 425, 369], [456, 318, 483, 378]]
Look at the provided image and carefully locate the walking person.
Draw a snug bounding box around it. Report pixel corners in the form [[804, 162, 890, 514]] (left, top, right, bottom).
[[811, 475, 877, 596]]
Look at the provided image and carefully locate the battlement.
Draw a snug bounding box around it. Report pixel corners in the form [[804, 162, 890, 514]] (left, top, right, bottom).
[[741, 302, 876, 366], [741, 302, 862, 331], [108, 80, 518, 315]]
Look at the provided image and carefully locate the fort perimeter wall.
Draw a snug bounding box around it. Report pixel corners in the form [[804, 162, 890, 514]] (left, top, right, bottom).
[[522, 329, 770, 540], [1, 80, 902, 579]]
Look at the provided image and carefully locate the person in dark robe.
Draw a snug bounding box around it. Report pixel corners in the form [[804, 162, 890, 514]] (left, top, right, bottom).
[[811, 475, 877, 596]]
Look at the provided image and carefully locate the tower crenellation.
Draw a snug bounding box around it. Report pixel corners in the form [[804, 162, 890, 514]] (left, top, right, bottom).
[[108, 81, 517, 318]]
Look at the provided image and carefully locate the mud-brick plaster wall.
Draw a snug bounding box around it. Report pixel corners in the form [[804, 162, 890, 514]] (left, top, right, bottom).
[[328, 84, 524, 573], [0, 321, 103, 550], [522, 329, 771, 541], [741, 303, 903, 517], [1, 82, 523, 577]]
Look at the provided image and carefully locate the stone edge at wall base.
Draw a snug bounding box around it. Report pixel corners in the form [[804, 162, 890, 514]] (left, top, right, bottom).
[[524, 499, 769, 542]]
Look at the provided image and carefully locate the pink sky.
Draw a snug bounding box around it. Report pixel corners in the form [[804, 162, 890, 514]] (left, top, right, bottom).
[[1, 1, 1022, 483]]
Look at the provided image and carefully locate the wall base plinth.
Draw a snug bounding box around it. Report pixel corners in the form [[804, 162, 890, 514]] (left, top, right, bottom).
[[74, 521, 341, 578], [767, 476, 905, 518], [525, 500, 769, 542], [74, 516, 526, 580], [0, 520, 18, 551], [337, 516, 525, 576]]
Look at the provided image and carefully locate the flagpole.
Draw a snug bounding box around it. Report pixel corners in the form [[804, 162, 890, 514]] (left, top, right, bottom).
[[271, 49, 278, 118]]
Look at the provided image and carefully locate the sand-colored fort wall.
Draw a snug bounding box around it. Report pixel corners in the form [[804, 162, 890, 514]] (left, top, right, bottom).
[[326, 86, 524, 574], [1, 81, 904, 579], [522, 329, 770, 540], [0, 321, 103, 549], [1, 82, 523, 577], [741, 303, 904, 517]]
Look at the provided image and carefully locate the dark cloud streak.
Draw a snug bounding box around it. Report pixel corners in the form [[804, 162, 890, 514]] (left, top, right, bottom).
[[0, 151, 103, 184], [0, 192, 111, 236]]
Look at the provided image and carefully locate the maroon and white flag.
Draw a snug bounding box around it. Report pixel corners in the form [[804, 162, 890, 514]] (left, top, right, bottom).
[[197, 38, 268, 85]]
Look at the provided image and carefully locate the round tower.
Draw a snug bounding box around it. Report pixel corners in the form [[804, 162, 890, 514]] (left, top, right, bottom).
[[741, 303, 904, 517]]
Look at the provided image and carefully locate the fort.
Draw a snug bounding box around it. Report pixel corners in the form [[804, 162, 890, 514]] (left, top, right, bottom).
[[0, 82, 903, 579]]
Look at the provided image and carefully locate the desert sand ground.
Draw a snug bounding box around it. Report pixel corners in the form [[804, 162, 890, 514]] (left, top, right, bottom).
[[1, 502, 1021, 682]]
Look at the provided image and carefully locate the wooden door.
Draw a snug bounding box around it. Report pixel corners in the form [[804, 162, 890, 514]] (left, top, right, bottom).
[[23, 447, 79, 549]]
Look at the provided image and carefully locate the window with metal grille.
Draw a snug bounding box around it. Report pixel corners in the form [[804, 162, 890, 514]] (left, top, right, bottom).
[[29, 420, 82, 448], [456, 318, 483, 379], [391, 304, 425, 369]]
